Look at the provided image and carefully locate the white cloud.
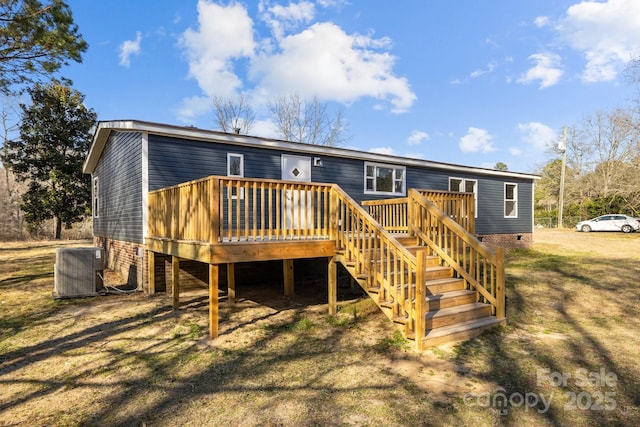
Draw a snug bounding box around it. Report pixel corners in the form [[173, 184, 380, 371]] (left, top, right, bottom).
[[179, 1, 255, 97], [250, 22, 415, 112], [459, 127, 496, 153], [119, 32, 142, 67], [469, 61, 497, 79], [518, 52, 563, 88], [177, 1, 416, 123], [259, 0, 315, 40], [556, 0, 640, 83], [175, 95, 213, 124], [369, 147, 395, 155], [534, 16, 550, 28], [407, 130, 429, 146], [517, 122, 557, 150], [250, 118, 279, 138], [316, 0, 348, 7], [509, 147, 523, 156]]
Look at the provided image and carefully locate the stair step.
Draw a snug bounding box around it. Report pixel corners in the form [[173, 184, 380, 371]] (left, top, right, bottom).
[[394, 237, 419, 247], [424, 289, 477, 310], [392, 314, 408, 324], [423, 266, 453, 280], [425, 277, 465, 294], [402, 245, 428, 255], [425, 302, 492, 329], [421, 316, 506, 347]]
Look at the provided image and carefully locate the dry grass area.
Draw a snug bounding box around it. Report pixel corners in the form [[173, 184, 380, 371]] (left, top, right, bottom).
[[1, 230, 639, 426]]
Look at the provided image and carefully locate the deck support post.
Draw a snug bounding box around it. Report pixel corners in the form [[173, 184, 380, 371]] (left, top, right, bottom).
[[209, 264, 219, 339], [415, 249, 426, 351], [148, 250, 156, 295], [496, 247, 506, 319], [172, 256, 180, 310], [283, 259, 294, 297], [227, 263, 236, 303], [328, 256, 337, 315]]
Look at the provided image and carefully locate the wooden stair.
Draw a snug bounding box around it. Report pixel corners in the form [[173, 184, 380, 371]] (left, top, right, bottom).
[[337, 234, 505, 348]]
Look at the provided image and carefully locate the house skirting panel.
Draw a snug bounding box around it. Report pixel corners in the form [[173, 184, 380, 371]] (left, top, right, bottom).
[[476, 233, 532, 249], [94, 237, 146, 289]]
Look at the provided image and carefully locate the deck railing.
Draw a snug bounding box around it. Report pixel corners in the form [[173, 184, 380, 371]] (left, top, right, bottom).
[[362, 190, 475, 234], [408, 189, 504, 318], [148, 176, 333, 243]]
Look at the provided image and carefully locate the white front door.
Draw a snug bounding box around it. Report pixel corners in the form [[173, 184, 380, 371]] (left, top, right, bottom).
[[281, 155, 312, 230]]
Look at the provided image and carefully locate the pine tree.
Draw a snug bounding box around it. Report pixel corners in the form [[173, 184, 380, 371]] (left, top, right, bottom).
[[1, 80, 96, 238], [0, 0, 87, 94]]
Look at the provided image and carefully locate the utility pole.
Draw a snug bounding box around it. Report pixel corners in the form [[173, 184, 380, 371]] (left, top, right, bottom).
[[558, 127, 567, 228]]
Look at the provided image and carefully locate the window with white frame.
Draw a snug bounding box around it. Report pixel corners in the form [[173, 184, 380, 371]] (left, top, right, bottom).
[[92, 177, 99, 218], [227, 153, 244, 199], [364, 162, 405, 195], [227, 153, 244, 177], [504, 183, 518, 218], [449, 177, 477, 218]]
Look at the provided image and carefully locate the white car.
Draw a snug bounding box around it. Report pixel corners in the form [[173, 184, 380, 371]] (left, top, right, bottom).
[[576, 214, 640, 233]]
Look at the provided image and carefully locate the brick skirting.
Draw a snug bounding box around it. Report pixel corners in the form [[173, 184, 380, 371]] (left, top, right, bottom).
[[475, 233, 532, 249]]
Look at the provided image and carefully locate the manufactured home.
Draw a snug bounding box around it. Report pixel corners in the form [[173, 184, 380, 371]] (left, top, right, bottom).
[[83, 120, 538, 348]]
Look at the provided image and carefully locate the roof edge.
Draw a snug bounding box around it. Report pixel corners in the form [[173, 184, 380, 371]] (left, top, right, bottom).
[[83, 119, 541, 180]]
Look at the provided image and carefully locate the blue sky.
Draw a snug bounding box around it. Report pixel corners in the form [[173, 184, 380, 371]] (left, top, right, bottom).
[[61, 0, 640, 173]]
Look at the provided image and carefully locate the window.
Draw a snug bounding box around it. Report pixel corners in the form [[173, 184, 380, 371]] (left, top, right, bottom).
[[504, 183, 518, 218], [449, 177, 477, 218], [364, 162, 405, 195], [92, 177, 99, 218], [227, 153, 244, 199], [227, 153, 244, 177]]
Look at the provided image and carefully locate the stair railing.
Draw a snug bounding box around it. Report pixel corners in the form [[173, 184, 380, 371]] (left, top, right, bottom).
[[331, 186, 426, 341], [360, 197, 409, 234], [408, 189, 505, 318]]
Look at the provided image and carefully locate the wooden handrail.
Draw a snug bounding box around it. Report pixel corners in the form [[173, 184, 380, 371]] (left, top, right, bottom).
[[417, 190, 475, 234], [361, 197, 409, 233], [332, 186, 423, 340], [362, 190, 475, 234], [408, 189, 504, 317]]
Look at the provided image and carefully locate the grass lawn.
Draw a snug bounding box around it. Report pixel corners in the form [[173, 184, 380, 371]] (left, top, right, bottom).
[[0, 230, 639, 426]]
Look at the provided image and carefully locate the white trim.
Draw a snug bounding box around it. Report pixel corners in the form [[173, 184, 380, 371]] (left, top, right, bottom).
[[504, 182, 518, 218], [141, 132, 149, 241], [227, 152, 244, 177], [364, 162, 406, 196], [532, 181, 536, 235], [449, 177, 478, 218], [92, 176, 99, 218], [227, 152, 245, 199]]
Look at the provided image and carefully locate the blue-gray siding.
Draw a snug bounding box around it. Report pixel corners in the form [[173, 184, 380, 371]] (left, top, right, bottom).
[[147, 135, 533, 235], [93, 131, 143, 243]]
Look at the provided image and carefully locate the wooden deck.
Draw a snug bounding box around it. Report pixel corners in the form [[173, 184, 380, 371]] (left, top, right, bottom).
[[146, 176, 505, 349]]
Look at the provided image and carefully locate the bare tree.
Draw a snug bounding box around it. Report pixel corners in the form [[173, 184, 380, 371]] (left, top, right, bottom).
[[0, 95, 22, 238], [578, 109, 638, 198], [212, 94, 255, 135], [268, 94, 348, 146]]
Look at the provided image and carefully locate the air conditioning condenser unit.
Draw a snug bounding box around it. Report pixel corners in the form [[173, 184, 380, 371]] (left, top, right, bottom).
[[53, 247, 105, 299]]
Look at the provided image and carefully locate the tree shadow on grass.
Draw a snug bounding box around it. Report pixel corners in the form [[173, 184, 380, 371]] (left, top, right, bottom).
[[452, 248, 640, 426]]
